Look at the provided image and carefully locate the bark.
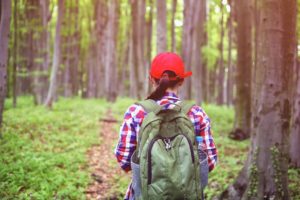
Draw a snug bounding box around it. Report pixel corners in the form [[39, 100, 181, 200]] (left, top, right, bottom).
[[229, 0, 252, 140], [130, 0, 143, 99], [181, 0, 195, 100], [220, 0, 297, 199], [0, 0, 12, 127], [171, 0, 177, 52], [44, 0, 64, 108], [290, 59, 300, 167], [12, 0, 17, 107], [226, 4, 233, 106], [216, 1, 225, 105], [156, 0, 167, 53], [144, 0, 153, 96], [104, 0, 119, 102], [191, 0, 206, 105]]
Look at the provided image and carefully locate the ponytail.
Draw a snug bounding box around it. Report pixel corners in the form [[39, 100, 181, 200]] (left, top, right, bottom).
[[147, 71, 183, 101]]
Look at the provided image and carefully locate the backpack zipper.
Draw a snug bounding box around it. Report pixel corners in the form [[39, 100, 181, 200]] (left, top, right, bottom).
[[147, 134, 195, 185]]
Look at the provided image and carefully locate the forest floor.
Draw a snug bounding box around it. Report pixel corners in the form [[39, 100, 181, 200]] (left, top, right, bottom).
[[1, 97, 299, 200], [86, 110, 129, 200]]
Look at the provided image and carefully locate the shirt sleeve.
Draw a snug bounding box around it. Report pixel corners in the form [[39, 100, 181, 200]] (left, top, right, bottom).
[[114, 104, 145, 172], [187, 105, 218, 172]]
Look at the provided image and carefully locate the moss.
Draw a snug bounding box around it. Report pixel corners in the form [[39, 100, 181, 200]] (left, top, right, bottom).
[[247, 147, 259, 198], [270, 146, 284, 198]]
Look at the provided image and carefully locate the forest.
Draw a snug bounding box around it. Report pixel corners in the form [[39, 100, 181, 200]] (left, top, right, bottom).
[[0, 0, 300, 199]]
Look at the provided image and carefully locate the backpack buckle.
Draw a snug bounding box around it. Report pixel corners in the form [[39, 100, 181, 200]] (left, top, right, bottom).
[[163, 138, 172, 151]]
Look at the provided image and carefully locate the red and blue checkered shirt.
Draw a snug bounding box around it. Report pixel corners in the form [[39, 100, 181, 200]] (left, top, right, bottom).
[[114, 92, 217, 200]]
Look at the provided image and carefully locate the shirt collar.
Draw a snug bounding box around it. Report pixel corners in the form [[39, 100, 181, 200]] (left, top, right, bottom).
[[162, 91, 180, 100]]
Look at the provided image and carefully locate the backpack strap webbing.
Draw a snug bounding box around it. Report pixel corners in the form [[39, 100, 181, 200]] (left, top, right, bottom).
[[136, 99, 162, 114], [178, 101, 195, 114]]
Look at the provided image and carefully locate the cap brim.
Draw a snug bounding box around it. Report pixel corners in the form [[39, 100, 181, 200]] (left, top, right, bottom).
[[183, 71, 192, 78]]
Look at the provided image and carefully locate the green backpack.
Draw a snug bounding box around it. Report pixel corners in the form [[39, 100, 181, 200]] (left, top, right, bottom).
[[130, 99, 206, 200]]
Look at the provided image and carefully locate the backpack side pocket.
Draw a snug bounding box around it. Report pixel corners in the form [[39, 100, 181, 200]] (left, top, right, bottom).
[[199, 150, 208, 188], [131, 151, 142, 199]]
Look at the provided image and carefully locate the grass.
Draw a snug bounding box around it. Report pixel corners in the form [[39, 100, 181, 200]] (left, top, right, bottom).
[[1, 96, 299, 199], [0, 97, 109, 199]]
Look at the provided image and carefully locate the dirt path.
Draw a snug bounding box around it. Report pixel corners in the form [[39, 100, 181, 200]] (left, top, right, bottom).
[[85, 110, 128, 200]]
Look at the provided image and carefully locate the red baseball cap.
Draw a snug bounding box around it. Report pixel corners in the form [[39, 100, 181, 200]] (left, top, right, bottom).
[[150, 52, 192, 79]]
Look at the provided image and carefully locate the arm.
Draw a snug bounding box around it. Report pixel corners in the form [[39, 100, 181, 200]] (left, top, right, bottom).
[[114, 104, 145, 172], [188, 105, 218, 172]]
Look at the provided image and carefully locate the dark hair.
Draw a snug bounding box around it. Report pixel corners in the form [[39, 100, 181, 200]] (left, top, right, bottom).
[[147, 70, 183, 101]]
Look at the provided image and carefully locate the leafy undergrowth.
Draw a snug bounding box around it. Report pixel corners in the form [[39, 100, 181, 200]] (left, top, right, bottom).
[[111, 97, 300, 199], [1, 97, 299, 200], [0, 97, 109, 199]]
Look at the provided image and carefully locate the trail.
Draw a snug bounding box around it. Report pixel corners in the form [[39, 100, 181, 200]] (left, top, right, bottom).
[[85, 110, 128, 200]]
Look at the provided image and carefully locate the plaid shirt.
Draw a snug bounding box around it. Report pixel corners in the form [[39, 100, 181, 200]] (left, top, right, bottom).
[[114, 92, 217, 200]]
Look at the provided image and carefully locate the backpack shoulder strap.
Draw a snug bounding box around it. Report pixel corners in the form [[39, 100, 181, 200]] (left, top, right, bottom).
[[178, 101, 195, 114], [136, 99, 162, 114]]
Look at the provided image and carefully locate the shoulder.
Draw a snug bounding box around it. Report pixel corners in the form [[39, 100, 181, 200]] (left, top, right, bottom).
[[123, 103, 146, 121], [187, 104, 211, 123]]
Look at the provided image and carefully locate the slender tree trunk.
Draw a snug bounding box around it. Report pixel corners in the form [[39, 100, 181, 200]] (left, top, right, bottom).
[[130, 0, 141, 99], [191, 0, 206, 105], [216, 1, 225, 105], [38, 0, 50, 103], [226, 6, 233, 106], [221, 0, 297, 199], [181, 0, 194, 100], [229, 0, 252, 140], [12, 0, 17, 108], [145, 0, 153, 96], [171, 0, 177, 52], [44, 0, 64, 108], [156, 0, 167, 53], [0, 0, 12, 127], [104, 0, 119, 102]]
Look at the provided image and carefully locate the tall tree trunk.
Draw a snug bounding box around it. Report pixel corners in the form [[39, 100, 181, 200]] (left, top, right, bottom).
[[220, 0, 297, 199], [181, 0, 194, 100], [191, 0, 206, 105], [12, 0, 17, 107], [94, 0, 107, 98], [44, 0, 64, 108], [171, 0, 177, 52], [226, 2, 233, 106], [130, 0, 142, 99], [0, 0, 12, 127], [216, 1, 225, 105], [156, 0, 167, 53], [144, 0, 153, 96], [290, 59, 300, 167], [104, 0, 119, 102], [229, 0, 252, 140]]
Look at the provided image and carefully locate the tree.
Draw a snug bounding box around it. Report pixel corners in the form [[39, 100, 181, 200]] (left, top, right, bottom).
[[44, 0, 64, 108], [191, 0, 206, 105], [216, 0, 225, 105], [229, 0, 252, 140], [181, 0, 206, 102], [220, 0, 297, 199], [130, 0, 146, 99], [156, 0, 166, 53], [170, 0, 177, 52], [0, 0, 12, 127], [12, 0, 17, 107], [104, 0, 119, 102]]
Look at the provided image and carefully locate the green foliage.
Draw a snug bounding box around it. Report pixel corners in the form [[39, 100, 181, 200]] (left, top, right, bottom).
[[2, 97, 300, 199], [1, 97, 109, 199]]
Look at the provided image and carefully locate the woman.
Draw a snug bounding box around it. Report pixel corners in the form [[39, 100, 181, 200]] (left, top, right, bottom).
[[115, 52, 217, 199]]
